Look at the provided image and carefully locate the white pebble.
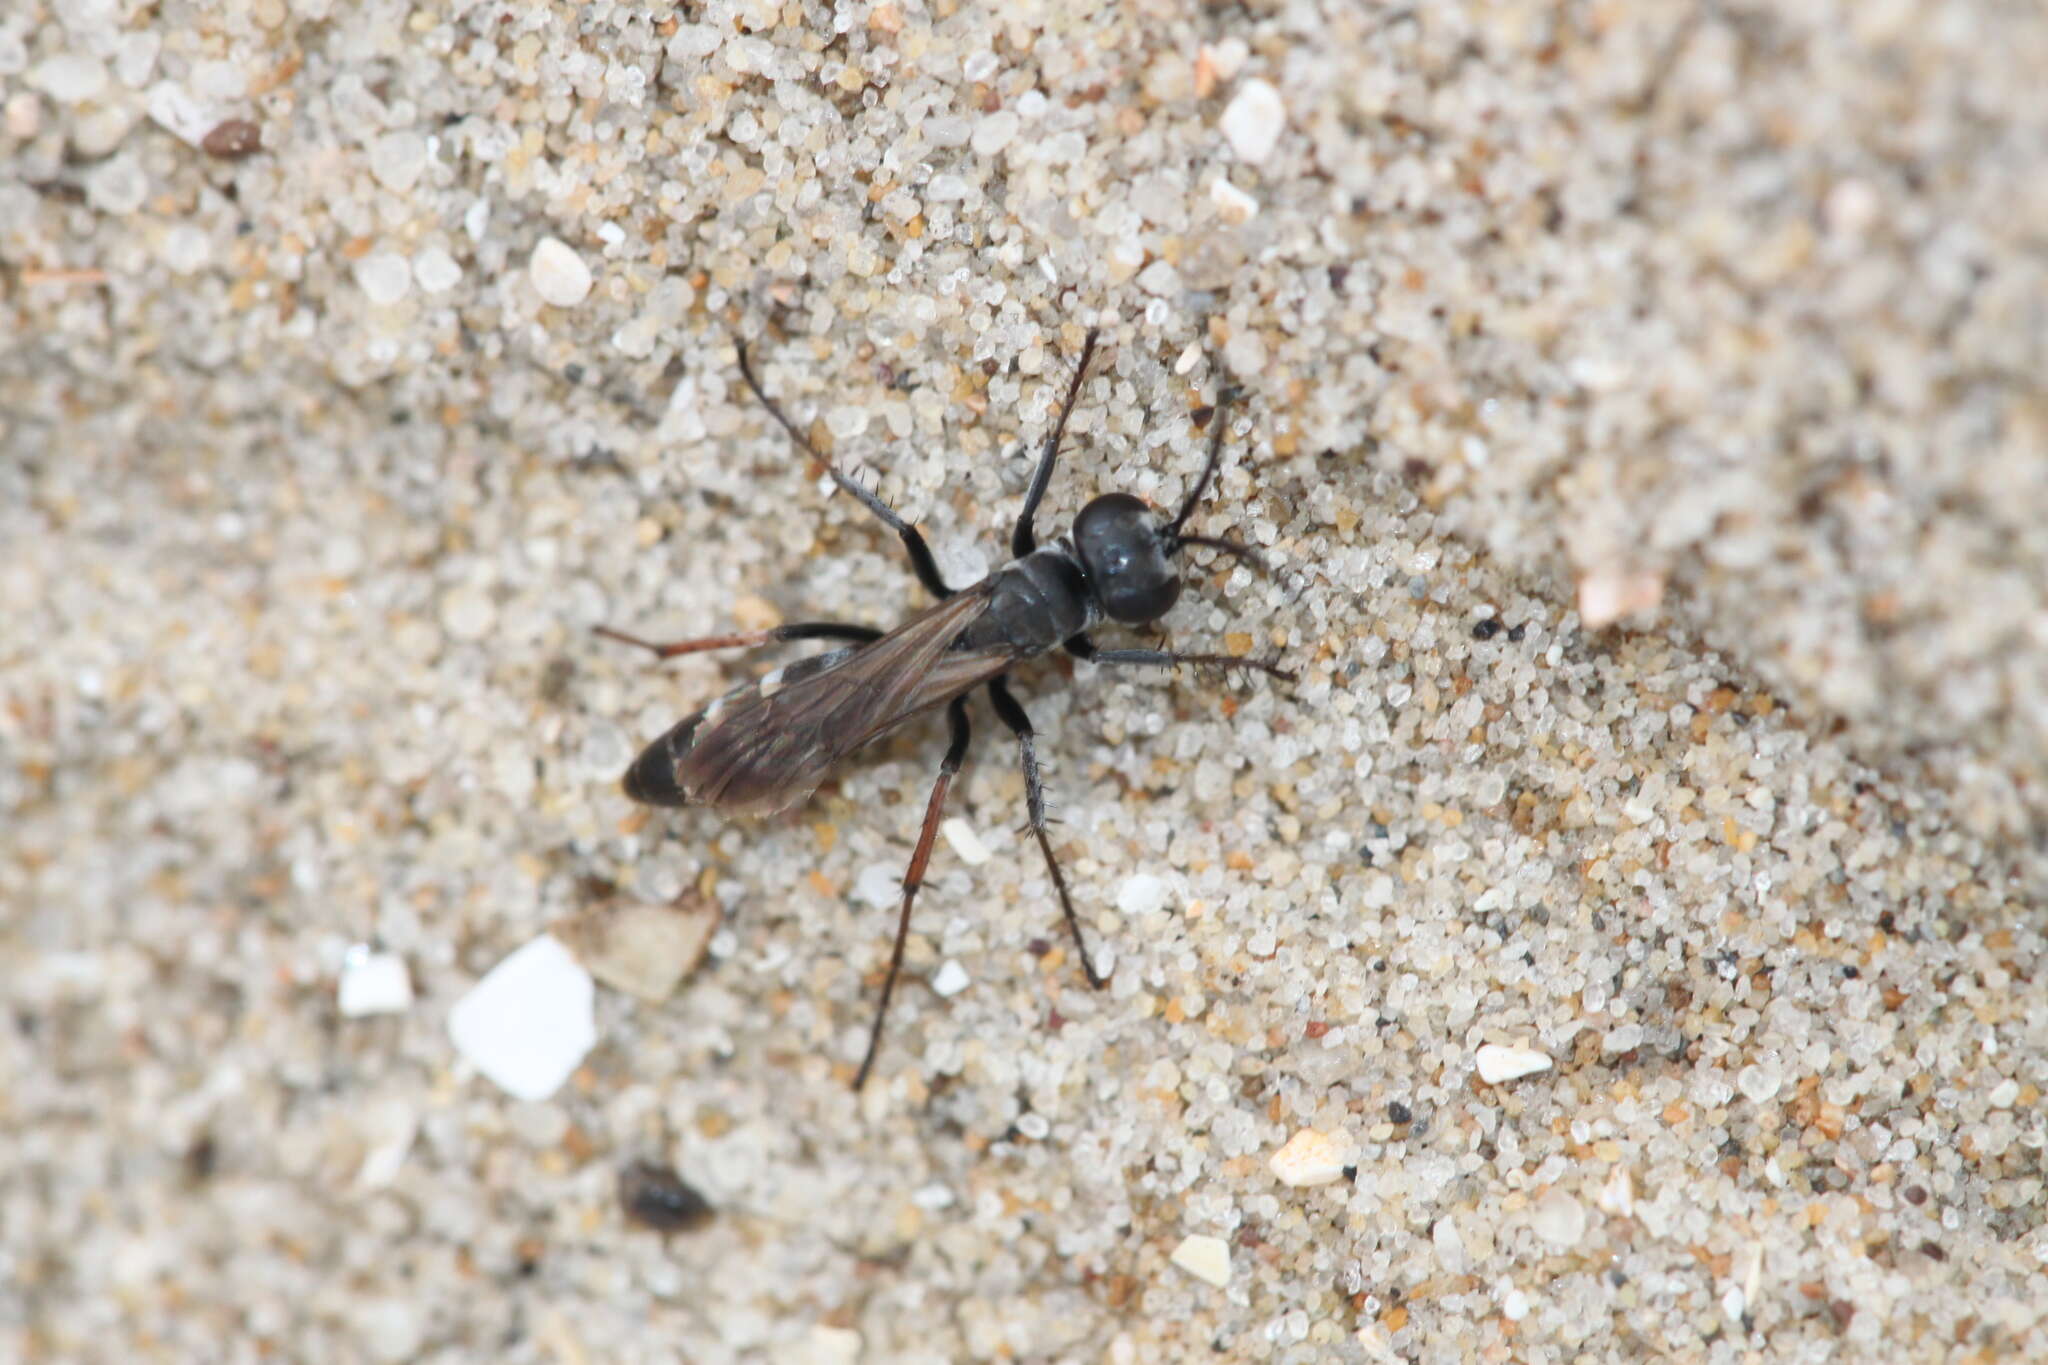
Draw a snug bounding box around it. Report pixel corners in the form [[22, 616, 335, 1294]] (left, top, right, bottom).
[[1577, 567, 1665, 627], [529, 235, 593, 307], [29, 52, 108, 104], [1596, 1163, 1635, 1218], [854, 862, 901, 909], [353, 1097, 419, 1189], [1204, 38, 1250, 81], [1135, 259, 1181, 297], [1474, 1041, 1553, 1084], [1988, 1078, 2020, 1108], [1116, 872, 1168, 916], [439, 583, 496, 640], [1209, 178, 1258, 223], [786, 1326, 863, 1365], [357, 1299, 424, 1363], [1530, 1188, 1586, 1247], [368, 129, 428, 193], [930, 960, 971, 998], [112, 31, 158, 87], [910, 1182, 955, 1210], [446, 935, 596, 1101], [1169, 1233, 1231, 1287], [940, 817, 990, 866], [1736, 1062, 1782, 1104], [159, 223, 212, 275], [1269, 1128, 1349, 1187], [971, 109, 1020, 157], [74, 105, 137, 158], [1431, 1216, 1468, 1273], [1502, 1288, 1532, 1321], [85, 155, 149, 216], [144, 79, 218, 147], [337, 948, 413, 1017], [354, 251, 412, 306], [1220, 78, 1285, 163], [413, 244, 462, 293]]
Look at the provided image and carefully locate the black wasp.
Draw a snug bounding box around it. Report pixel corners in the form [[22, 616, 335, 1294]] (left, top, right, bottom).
[[601, 328, 1289, 1088]]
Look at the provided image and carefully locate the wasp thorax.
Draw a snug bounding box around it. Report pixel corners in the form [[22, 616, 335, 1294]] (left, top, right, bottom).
[[1073, 493, 1181, 624]]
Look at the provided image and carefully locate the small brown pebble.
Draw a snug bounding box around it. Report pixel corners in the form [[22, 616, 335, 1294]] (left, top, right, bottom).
[[202, 119, 263, 160], [618, 1159, 714, 1233]]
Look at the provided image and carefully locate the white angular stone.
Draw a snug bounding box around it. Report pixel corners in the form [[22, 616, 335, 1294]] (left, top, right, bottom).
[[529, 236, 593, 307], [1531, 1188, 1586, 1247], [29, 52, 108, 103], [447, 935, 596, 1101], [368, 130, 428, 193], [1475, 1041, 1552, 1084], [1209, 178, 1258, 224], [1269, 1128, 1349, 1187], [1169, 1233, 1231, 1287], [930, 960, 971, 998], [413, 245, 462, 293], [1596, 1162, 1634, 1218], [1220, 78, 1285, 163], [1116, 872, 1168, 916], [354, 251, 412, 306], [940, 817, 990, 866], [338, 948, 413, 1017]]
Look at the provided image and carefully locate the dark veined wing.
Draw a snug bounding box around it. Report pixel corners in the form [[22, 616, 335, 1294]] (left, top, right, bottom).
[[626, 583, 1018, 815]]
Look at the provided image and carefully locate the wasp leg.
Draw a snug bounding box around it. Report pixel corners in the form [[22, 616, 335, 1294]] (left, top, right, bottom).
[[987, 678, 1106, 990], [854, 695, 972, 1090], [596, 621, 882, 660], [1063, 632, 1292, 682], [1012, 327, 1101, 558], [735, 341, 954, 601]]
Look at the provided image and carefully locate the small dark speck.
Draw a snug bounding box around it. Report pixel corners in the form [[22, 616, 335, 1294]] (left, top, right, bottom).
[[1372, 958, 1388, 973], [1191, 403, 1218, 429], [1918, 1240, 1946, 1262], [618, 1159, 714, 1233], [1841, 965, 1860, 979], [1506, 622, 1527, 642], [184, 1134, 218, 1182], [539, 656, 574, 704], [1470, 617, 1502, 641], [1387, 1100, 1412, 1125], [1902, 1185, 1928, 1206], [1025, 937, 1052, 958], [201, 118, 262, 160], [564, 363, 586, 385], [1341, 1165, 1359, 1182]]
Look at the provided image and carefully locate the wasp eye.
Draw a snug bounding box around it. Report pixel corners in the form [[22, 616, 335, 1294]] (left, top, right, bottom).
[[1073, 493, 1181, 624]]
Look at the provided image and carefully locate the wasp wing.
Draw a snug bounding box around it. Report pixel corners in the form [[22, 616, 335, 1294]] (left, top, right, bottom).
[[624, 584, 1019, 814]]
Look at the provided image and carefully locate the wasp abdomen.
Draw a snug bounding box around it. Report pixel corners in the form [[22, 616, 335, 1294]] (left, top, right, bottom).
[[623, 711, 704, 806]]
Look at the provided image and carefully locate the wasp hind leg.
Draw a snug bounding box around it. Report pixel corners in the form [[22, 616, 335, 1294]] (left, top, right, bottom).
[[596, 621, 882, 660], [987, 678, 1107, 990], [853, 695, 973, 1090]]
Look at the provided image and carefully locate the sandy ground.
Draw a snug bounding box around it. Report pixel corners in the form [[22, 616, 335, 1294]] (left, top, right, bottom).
[[5, 1, 2046, 1362]]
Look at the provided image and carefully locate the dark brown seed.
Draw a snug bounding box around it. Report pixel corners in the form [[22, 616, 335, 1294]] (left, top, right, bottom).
[[618, 1159, 713, 1233], [202, 119, 263, 160]]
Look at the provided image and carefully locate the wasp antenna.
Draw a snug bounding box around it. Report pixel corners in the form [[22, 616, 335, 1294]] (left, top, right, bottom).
[[1175, 533, 1270, 575], [1166, 383, 1239, 540]]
